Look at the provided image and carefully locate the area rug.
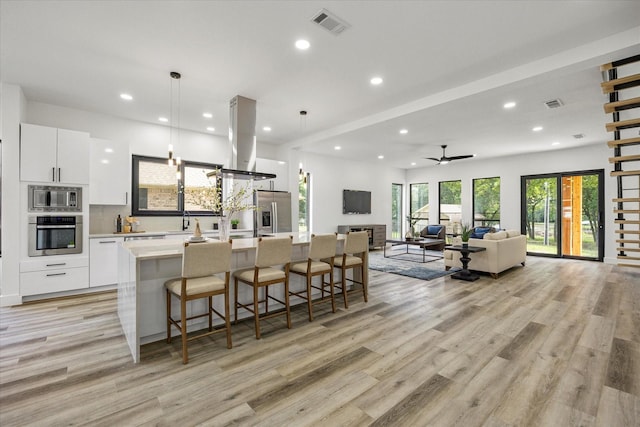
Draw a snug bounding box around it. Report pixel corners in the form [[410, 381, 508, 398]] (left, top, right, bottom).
[[368, 249, 458, 281]]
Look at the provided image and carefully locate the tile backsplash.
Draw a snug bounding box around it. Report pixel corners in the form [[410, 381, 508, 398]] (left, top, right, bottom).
[[89, 205, 252, 235]]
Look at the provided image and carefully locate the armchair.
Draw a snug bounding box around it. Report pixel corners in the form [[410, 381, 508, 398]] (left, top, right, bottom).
[[419, 224, 446, 251]]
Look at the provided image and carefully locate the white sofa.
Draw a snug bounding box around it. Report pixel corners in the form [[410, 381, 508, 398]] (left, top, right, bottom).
[[444, 229, 526, 279]]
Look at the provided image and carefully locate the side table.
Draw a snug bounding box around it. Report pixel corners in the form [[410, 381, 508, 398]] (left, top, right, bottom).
[[446, 245, 487, 281]]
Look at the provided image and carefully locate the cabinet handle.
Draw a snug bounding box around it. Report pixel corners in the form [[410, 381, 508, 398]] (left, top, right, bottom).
[[58, 168, 61, 182], [99, 240, 117, 244], [52, 167, 56, 182], [46, 262, 66, 267], [46, 272, 66, 277], [125, 192, 128, 205]]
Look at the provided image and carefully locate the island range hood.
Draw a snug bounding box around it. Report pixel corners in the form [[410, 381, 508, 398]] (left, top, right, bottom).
[[207, 95, 276, 181]]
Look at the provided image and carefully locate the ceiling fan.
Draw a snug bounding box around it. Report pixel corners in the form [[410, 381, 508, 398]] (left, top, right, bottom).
[[425, 144, 475, 165]]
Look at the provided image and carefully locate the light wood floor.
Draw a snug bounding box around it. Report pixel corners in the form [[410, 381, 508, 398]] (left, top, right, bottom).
[[1, 256, 638, 426]]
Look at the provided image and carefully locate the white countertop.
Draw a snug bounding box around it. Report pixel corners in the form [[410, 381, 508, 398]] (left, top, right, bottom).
[[89, 228, 253, 239], [121, 232, 343, 260]]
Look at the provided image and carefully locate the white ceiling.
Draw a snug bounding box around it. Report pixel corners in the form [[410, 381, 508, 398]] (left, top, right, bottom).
[[2, 1, 639, 168]]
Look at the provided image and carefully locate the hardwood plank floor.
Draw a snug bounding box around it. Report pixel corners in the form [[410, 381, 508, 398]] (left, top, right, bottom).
[[1, 256, 639, 426]]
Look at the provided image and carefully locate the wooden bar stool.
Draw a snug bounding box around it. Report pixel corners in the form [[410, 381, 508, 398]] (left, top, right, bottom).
[[332, 231, 369, 308], [289, 233, 337, 321], [234, 236, 293, 339], [165, 240, 233, 364]]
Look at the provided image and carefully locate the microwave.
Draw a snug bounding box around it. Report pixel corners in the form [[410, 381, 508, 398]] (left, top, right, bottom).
[[28, 185, 82, 212]]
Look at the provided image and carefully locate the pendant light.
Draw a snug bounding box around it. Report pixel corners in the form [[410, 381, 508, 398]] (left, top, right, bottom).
[[167, 71, 182, 180]]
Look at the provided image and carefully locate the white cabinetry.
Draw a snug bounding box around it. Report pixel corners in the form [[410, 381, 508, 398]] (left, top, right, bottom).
[[20, 257, 89, 296], [90, 237, 124, 287], [20, 123, 90, 184], [90, 138, 129, 205]]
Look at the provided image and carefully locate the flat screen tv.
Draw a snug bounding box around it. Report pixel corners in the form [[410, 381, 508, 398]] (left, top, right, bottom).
[[343, 189, 371, 214]]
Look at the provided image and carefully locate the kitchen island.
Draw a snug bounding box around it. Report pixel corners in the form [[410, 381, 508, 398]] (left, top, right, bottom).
[[117, 233, 363, 362]]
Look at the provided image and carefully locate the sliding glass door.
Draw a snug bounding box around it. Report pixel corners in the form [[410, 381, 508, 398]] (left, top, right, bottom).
[[521, 170, 604, 260]]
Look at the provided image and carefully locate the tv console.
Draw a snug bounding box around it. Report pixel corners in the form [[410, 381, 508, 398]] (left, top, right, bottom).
[[337, 224, 386, 249]]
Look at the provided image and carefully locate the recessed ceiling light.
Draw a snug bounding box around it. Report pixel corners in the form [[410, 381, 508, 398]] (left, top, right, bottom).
[[158, 117, 168, 123], [278, 161, 285, 165], [206, 127, 215, 132], [263, 126, 271, 132], [104, 148, 114, 153], [378, 155, 384, 159], [295, 39, 310, 50], [202, 112, 213, 119], [334, 146, 341, 150], [411, 162, 416, 166], [101, 159, 109, 164], [120, 93, 133, 101], [399, 129, 408, 134], [503, 101, 516, 109], [532, 126, 543, 132], [370, 76, 383, 85], [551, 141, 560, 146]]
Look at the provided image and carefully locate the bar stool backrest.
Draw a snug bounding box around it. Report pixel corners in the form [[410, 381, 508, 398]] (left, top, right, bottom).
[[309, 233, 338, 260], [255, 236, 293, 268], [182, 240, 232, 278], [344, 231, 369, 255]]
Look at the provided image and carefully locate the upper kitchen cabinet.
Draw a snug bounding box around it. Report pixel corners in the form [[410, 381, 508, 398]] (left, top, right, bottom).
[[20, 123, 90, 184], [253, 159, 289, 191], [90, 137, 129, 205]]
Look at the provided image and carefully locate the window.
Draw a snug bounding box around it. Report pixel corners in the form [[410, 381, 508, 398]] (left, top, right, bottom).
[[391, 183, 403, 238], [473, 177, 500, 228], [439, 180, 461, 233], [409, 183, 428, 235], [298, 172, 310, 232], [132, 155, 222, 216]]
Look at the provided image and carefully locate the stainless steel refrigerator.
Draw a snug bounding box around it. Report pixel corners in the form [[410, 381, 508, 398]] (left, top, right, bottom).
[[254, 190, 292, 236]]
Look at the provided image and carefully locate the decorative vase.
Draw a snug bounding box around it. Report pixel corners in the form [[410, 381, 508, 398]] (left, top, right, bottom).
[[218, 217, 230, 242], [232, 223, 238, 230], [462, 242, 469, 248]]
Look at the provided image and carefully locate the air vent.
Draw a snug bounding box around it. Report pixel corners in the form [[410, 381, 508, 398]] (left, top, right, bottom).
[[311, 8, 351, 35], [573, 134, 585, 139], [544, 98, 564, 109]]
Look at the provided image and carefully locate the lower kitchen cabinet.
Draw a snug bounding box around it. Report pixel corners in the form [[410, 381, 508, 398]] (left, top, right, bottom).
[[20, 257, 89, 296], [90, 237, 124, 287]]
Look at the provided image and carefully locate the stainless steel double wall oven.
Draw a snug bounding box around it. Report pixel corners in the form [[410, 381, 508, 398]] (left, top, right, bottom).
[[27, 185, 83, 256]]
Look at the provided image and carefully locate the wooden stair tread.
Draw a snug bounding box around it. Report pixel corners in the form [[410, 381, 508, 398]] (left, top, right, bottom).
[[614, 209, 640, 214], [601, 73, 640, 94], [600, 55, 640, 72], [605, 117, 640, 132], [604, 96, 640, 113], [617, 247, 640, 252], [616, 239, 640, 244], [613, 197, 640, 202], [609, 154, 640, 163], [617, 255, 640, 261], [614, 229, 640, 234], [615, 219, 640, 224], [608, 137, 640, 148], [610, 170, 640, 177]]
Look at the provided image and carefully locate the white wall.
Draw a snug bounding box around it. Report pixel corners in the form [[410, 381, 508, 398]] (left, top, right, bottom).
[[406, 143, 617, 262], [286, 150, 406, 235], [1, 83, 27, 306]]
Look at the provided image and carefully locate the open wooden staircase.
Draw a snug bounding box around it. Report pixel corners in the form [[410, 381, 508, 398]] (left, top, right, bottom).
[[602, 55, 640, 267]]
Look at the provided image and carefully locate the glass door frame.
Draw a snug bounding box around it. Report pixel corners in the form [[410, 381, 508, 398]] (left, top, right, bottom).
[[520, 169, 604, 261]]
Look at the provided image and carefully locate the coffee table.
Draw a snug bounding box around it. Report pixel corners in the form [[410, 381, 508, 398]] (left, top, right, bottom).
[[384, 238, 445, 263], [446, 245, 487, 281]]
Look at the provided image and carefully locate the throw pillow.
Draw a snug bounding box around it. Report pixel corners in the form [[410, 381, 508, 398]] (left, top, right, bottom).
[[470, 227, 494, 239], [427, 225, 443, 236], [505, 229, 521, 238]]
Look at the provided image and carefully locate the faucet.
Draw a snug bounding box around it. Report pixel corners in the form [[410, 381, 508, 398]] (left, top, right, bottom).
[[182, 210, 190, 231]]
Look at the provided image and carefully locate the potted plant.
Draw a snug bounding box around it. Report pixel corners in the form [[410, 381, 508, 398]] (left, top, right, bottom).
[[231, 219, 239, 229], [460, 222, 473, 247]]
